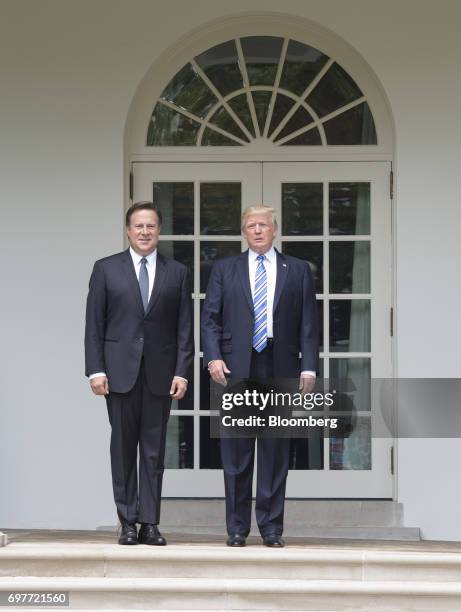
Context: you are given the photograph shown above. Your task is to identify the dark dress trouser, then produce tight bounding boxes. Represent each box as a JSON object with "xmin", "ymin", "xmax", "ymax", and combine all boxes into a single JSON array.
[
  {"xmin": 220, "ymin": 345, "xmax": 291, "ymax": 537},
  {"xmin": 105, "ymin": 360, "xmax": 171, "ymax": 524}
]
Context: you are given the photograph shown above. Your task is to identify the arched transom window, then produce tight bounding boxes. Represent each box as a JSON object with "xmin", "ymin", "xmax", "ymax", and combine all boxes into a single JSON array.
[{"xmin": 148, "ymin": 37, "xmax": 377, "ymax": 147}]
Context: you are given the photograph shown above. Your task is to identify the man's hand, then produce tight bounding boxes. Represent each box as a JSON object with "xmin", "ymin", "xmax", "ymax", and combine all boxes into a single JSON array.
[
  {"xmin": 299, "ymin": 374, "xmax": 316, "ymax": 395},
  {"xmin": 170, "ymin": 377, "xmax": 188, "ymax": 400},
  {"xmin": 208, "ymin": 360, "xmax": 231, "ymax": 386},
  {"xmin": 90, "ymin": 376, "xmax": 109, "ymax": 395}
]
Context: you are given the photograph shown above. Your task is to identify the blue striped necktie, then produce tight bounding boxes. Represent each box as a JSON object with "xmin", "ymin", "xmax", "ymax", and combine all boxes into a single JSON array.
[{"xmin": 252, "ymin": 254, "xmax": 268, "ymax": 352}]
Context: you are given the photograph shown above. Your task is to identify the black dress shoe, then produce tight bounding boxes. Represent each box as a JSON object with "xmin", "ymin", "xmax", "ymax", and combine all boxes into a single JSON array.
[
  {"xmin": 226, "ymin": 534, "xmax": 246, "ymax": 547},
  {"xmin": 262, "ymin": 533, "xmax": 285, "ymax": 547},
  {"xmin": 138, "ymin": 523, "xmax": 167, "ymax": 546},
  {"xmin": 117, "ymin": 515, "xmax": 138, "ymax": 545}
]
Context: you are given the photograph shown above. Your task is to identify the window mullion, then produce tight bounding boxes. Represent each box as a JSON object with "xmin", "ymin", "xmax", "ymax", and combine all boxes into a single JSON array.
[
  {"xmin": 191, "ymin": 59, "xmax": 254, "ymax": 142},
  {"xmin": 319, "ymin": 96, "xmax": 367, "ymax": 126},
  {"xmin": 263, "ymin": 37, "xmax": 289, "ymax": 138},
  {"xmin": 270, "ymin": 58, "xmax": 334, "ymax": 142},
  {"xmin": 235, "ymin": 38, "xmax": 260, "ymax": 138}
]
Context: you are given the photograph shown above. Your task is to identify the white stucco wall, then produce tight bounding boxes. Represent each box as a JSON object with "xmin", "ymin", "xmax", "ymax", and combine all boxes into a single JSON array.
[{"xmin": 1, "ymin": 0, "xmax": 460, "ymax": 538}]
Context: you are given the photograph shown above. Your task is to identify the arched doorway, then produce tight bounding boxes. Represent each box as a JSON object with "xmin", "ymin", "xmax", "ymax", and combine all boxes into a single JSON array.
[{"xmin": 125, "ymin": 14, "xmax": 395, "ymax": 499}]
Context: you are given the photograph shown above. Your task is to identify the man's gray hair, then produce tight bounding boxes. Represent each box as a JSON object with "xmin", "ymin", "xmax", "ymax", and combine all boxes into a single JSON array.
[{"xmin": 241, "ymin": 205, "xmax": 278, "ymax": 229}]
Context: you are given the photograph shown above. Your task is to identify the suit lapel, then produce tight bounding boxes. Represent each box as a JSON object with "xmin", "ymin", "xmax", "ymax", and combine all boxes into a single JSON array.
[
  {"xmin": 121, "ymin": 249, "xmax": 144, "ymax": 315},
  {"xmin": 237, "ymin": 251, "xmax": 253, "ymax": 313},
  {"xmin": 145, "ymin": 251, "xmax": 167, "ymax": 316},
  {"xmin": 273, "ymin": 249, "xmax": 288, "ymax": 314}
]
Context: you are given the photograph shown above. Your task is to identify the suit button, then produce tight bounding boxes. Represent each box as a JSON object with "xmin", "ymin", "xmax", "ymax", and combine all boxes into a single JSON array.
[{"xmin": 138, "ymin": 337, "xmax": 144, "ymax": 343}]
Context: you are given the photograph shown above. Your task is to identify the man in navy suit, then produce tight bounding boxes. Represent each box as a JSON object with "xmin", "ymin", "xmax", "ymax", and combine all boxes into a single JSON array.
[
  {"xmin": 202, "ymin": 205, "xmax": 319, "ymax": 547},
  {"xmin": 85, "ymin": 202, "xmax": 193, "ymax": 546}
]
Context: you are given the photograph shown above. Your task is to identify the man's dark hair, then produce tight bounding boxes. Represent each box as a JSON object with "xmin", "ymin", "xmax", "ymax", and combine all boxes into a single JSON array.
[{"xmin": 125, "ymin": 201, "xmax": 162, "ymax": 227}]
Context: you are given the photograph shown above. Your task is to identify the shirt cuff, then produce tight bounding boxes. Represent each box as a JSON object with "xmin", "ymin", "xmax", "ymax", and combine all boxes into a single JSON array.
[
  {"xmin": 301, "ymin": 370, "xmax": 316, "ymax": 378},
  {"xmin": 174, "ymin": 376, "xmax": 188, "ymax": 384},
  {"xmin": 89, "ymin": 372, "xmax": 106, "ymax": 380}
]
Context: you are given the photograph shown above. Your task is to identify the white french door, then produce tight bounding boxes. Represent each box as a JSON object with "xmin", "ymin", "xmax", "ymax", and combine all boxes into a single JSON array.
[
  {"xmin": 133, "ymin": 162, "xmax": 262, "ymax": 495},
  {"xmin": 264, "ymin": 162, "xmax": 393, "ymax": 497},
  {"xmin": 132, "ymin": 161, "xmax": 393, "ymax": 498}
]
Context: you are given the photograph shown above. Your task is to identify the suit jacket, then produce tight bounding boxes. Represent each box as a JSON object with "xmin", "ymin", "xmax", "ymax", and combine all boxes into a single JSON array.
[
  {"xmin": 85, "ymin": 249, "xmax": 193, "ymax": 395},
  {"xmin": 201, "ymin": 249, "xmax": 319, "ymax": 379}
]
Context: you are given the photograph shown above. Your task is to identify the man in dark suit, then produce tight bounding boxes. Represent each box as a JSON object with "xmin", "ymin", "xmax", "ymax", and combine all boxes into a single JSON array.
[
  {"xmin": 85, "ymin": 201, "xmax": 193, "ymax": 546},
  {"xmin": 202, "ymin": 205, "xmax": 318, "ymax": 547}
]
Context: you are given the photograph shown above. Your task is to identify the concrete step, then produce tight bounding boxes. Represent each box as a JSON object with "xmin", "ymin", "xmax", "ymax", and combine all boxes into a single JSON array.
[
  {"xmin": 2, "ymin": 544, "xmax": 461, "ymax": 581},
  {"xmin": 2, "ymin": 575, "xmax": 461, "ymax": 610},
  {"xmin": 129, "ymin": 498, "xmax": 407, "ymax": 527},
  {"xmin": 162, "ymin": 526, "xmax": 420, "ymax": 540},
  {"xmin": 99, "ymin": 500, "xmax": 420, "ymax": 540}
]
